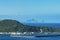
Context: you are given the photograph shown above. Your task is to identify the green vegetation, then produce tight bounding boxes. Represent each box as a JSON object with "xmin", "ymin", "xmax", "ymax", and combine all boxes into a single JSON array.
[{"xmin": 0, "ymin": 19, "xmax": 60, "ymax": 33}]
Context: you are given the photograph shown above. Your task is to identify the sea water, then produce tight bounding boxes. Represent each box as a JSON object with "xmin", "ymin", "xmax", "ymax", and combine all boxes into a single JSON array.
[
  {"xmin": 0, "ymin": 34, "xmax": 60, "ymax": 40},
  {"xmin": 25, "ymin": 23, "xmax": 60, "ymax": 27}
]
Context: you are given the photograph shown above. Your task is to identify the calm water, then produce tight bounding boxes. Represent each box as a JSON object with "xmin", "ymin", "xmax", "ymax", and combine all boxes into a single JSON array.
[
  {"xmin": 0, "ymin": 36, "xmax": 60, "ymax": 40},
  {"xmin": 0, "ymin": 34, "xmax": 60, "ymax": 40},
  {"xmin": 25, "ymin": 23, "xmax": 60, "ymax": 27}
]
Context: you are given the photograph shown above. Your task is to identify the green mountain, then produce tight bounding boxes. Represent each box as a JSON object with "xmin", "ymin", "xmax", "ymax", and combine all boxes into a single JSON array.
[{"xmin": 0, "ymin": 19, "xmax": 60, "ymax": 33}]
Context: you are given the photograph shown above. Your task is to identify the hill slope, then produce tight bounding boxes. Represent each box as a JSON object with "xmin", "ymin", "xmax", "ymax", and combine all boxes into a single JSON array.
[{"xmin": 0, "ymin": 19, "xmax": 60, "ymax": 33}]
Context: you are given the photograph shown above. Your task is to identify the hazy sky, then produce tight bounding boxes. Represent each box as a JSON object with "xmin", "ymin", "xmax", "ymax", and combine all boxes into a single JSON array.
[{"xmin": 0, "ymin": 0, "xmax": 60, "ymax": 23}]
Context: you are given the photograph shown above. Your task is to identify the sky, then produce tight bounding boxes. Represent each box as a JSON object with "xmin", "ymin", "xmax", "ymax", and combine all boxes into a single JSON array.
[{"xmin": 0, "ymin": 0, "xmax": 60, "ymax": 23}]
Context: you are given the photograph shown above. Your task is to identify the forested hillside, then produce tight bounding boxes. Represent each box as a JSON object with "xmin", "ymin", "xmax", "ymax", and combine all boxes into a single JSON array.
[{"xmin": 0, "ymin": 19, "xmax": 60, "ymax": 33}]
